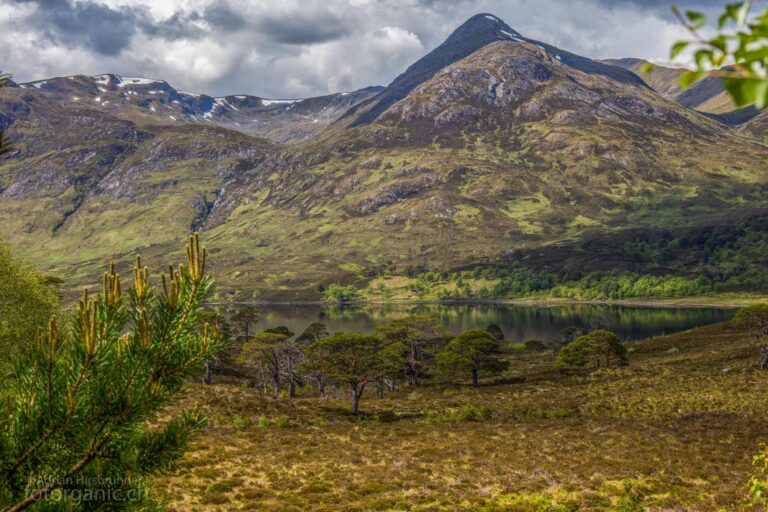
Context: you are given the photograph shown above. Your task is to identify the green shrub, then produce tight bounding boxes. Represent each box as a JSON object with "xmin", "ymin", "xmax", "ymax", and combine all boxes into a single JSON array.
[
  {"xmin": 370, "ymin": 410, "xmax": 398, "ymax": 422},
  {"xmin": 524, "ymin": 339, "xmax": 547, "ymax": 352},
  {"xmin": 230, "ymin": 416, "xmax": 252, "ymax": 430},
  {"xmin": 200, "ymin": 492, "xmax": 230, "ymax": 505},
  {"xmin": 749, "ymin": 443, "xmax": 768, "ymax": 510},
  {"xmin": 477, "ymin": 493, "xmax": 568, "ymax": 512},
  {"xmin": 323, "ymin": 283, "xmax": 361, "ymax": 303},
  {"xmin": 453, "ymin": 405, "xmax": 492, "ymax": 422},
  {"xmin": 206, "ymin": 478, "xmax": 243, "ymax": 493},
  {"xmin": 616, "ymin": 483, "xmax": 645, "ymax": 512}
]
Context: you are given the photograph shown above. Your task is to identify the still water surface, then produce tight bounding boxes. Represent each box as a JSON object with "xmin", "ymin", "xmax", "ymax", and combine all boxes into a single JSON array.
[{"xmin": 224, "ymin": 303, "xmax": 734, "ymax": 342}]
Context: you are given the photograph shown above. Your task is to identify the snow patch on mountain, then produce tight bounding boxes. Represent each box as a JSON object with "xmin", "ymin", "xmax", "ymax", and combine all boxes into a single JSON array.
[
  {"xmin": 500, "ymin": 30, "xmax": 523, "ymax": 42},
  {"xmin": 116, "ymin": 76, "xmax": 163, "ymax": 87},
  {"xmin": 262, "ymin": 99, "xmax": 299, "ymax": 106},
  {"xmin": 215, "ymin": 97, "xmax": 240, "ymax": 111}
]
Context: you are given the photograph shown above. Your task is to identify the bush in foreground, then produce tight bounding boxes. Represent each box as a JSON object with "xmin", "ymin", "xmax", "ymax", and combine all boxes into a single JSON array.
[{"xmin": 0, "ymin": 234, "xmax": 222, "ymax": 511}]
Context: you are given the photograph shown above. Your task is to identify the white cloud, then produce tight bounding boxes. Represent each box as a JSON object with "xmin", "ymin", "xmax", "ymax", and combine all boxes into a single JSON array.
[{"xmin": 0, "ymin": 0, "xmax": 720, "ymax": 97}]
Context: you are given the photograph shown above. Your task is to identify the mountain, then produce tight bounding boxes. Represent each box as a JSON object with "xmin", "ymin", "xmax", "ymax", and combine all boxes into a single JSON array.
[
  {"xmin": 603, "ymin": 58, "xmax": 759, "ymax": 124},
  {"xmin": 602, "ymin": 58, "xmax": 685, "ymax": 98},
  {"xmin": 2, "ymin": 13, "xmax": 768, "ymax": 300},
  {"xmin": 0, "ymin": 85, "xmax": 273, "ymax": 289},
  {"xmin": 14, "ymin": 74, "xmax": 383, "ymax": 143},
  {"xmin": 744, "ymin": 109, "xmax": 768, "ymax": 138},
  {"xmin": 348, "ymin": 14, "xmax": 645, "ymax": 126}
]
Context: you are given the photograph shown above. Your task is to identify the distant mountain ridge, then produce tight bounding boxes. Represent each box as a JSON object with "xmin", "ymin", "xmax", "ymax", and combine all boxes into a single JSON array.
[{"xmin": 14, "ymin": 73, "xmax": 383, "ymax": 143}]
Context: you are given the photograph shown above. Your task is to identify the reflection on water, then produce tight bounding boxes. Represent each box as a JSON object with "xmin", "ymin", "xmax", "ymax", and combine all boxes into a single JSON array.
[{"xmin": 217, "ymin": 303, "xmax": 735, "ymax": 342}]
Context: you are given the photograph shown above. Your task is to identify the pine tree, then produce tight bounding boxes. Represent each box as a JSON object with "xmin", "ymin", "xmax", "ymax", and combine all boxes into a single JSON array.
[
  {"xmin": 0, "ymin": 234, "xmax": 223, "ymax": 511},
  {"xmin": 375, "ymin": 315, "xmax": 445, "ymax": 386},
  {"xmin": 238, "ymin": 331, "xmax": 288, "ymax": 397},
  {"xmin": 436, "ymin": 329, "xmax": 508, "ymax": 386},
  {"xmin": 555, "ymin": 329, "xmax": 628, "ymax": 371},
  {"xmin": 303, "ymin": 333, "xmax": 404, "ymax": 414}
]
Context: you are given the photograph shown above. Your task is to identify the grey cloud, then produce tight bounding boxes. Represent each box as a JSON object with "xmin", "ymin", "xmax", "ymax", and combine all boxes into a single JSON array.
[
  {"xmin": 16, "ymin": 0, "xmax": 69, "ymax": 8},
  {"xmin": 139, "ymin": 11, "xmax": 206, "ymax": 41},
  {"xmin": 255, "ymin": 10, "xmax": 352, "ymax": 45},
  {"xmin": 18, "ymin": 0, "xmax": 139, "ymax": 56},
  {"xmin": 16, "ymin": 0, "xmax": 222, "ymax": 54},
  {"xmin": 141, "ymin": 2, "xmax": 248, "ymax": 40},
  {"xmin": 202, "ymin": 2, "xmax": 249, "ymax": 31}
]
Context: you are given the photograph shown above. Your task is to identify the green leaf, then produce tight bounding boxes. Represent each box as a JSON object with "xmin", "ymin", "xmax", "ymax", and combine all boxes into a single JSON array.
[
  {"xmin": 639, "ymin": 62, "xmax": 655, "ymax": 74},
  {"xmin": 723, "ymin": 77, "xmax": 768, "ymax": 107},
  {"xmin": 719, "ymin": 2, "xmax": 748, "ymax": 28},
  {"xmin": 735, "ymin": 0, "xmax": 752, "ymax": 26},
  {"xmin": 741, "ymin": 45, "xmax": 768, "ymax": 63},
  {"xmin": 685, "ymin": 10, "xmax": 707, "ymax": 29},
  {"xmin": 678, "ymin": 70, "xmax": 708, "ymax": 89},
  {"xmin": 718, "ymin": 11, "xmax": 732, "ymax": 29},
  {"xmin": 671, "ymin": 41, "xmax": 690, "ymax": 60},
  {"xmin": 694, "ymin": 49, "xmax": 714, "ymax": 69},
  {"xmin": 708, "ymin": 35, "xmax": 728, "ymax": 52}
]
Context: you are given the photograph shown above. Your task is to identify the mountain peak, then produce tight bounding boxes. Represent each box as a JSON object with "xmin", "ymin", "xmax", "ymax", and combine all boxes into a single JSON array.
[
  {"xmin": 347, "ymin": 13, "xmax": 644, "ymax": 126},
  {"xmin": 346, "ymin": 13, "xmax": 523, "ymax": 126},
  {"xmin": 460, "ymin": 13, "xmax": 522, "ymax": 38}
]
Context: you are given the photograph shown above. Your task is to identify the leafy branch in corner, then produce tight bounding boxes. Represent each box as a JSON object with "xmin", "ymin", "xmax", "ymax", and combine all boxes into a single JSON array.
[{"xmin": 647, "ymin": 1, "xmax": 768, "ymax": 108}]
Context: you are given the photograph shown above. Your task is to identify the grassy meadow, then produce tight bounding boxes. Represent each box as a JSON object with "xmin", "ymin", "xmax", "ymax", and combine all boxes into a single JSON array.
[{"xmin": 153, "ymin": 320, "xmax": 768, "ymax": 511}]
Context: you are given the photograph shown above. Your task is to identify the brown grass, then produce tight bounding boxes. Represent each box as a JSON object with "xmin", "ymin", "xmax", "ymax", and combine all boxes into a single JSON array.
[{"xmin": 153, "ymin": 321, "xmax": 768, "ymax": 511}]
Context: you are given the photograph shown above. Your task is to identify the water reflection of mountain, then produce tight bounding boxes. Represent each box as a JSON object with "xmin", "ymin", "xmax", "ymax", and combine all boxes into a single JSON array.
[{"xmin": 220, "ymin": 304, "xmax": 734, "ymax": 343}]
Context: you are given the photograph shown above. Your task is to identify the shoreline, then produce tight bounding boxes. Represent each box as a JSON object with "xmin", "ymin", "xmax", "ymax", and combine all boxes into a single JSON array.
[{"xmin": 205, "ymin": 295, "xmax": 760, "ymax": 309}]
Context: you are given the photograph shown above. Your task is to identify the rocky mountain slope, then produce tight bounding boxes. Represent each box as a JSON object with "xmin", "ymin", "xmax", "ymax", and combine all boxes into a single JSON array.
[
  {"xmin": 2, "ymin": 13, "xmax": 768, "ymax": 300},
  {"xmin": 14, "ymin": 74, "xmax": 382, "ymax": 143},
  {"xmin": 348, "ymin": 14, "xmax": 644, "ymax": 127},
  {"xmin": 0, "ymin": 85, "xmax": 273, "ymax": 288}
]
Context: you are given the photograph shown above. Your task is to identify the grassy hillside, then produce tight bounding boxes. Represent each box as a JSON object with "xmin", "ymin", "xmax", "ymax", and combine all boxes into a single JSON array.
[
  {"xmin": 3, "ymin": 22, "xmax": 768, "ymax": 301},
  {"xmin": 196, "ymin": 41, "xmax": 768, "ymax": 300},
  {"xmin": 154, "ymin": 320, "xmax": 768, "ymax": 511}
]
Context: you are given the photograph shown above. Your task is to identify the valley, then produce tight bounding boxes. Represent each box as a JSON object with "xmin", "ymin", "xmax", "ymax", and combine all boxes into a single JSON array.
[{"xmin": 4, "ymin": 5, "xmax": 768, "ymax": 511}]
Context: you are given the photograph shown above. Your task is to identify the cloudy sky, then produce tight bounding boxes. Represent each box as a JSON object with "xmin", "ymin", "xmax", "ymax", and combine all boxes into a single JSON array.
[{"xmin": 0, "ymin": 0, "xmax": 732, "ymax": 98}]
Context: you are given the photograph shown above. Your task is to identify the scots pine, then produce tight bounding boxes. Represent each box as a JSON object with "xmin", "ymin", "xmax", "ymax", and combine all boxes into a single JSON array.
[{"xmin": 0, "ymin": 234, "xmax": 223, "ymax": 511}]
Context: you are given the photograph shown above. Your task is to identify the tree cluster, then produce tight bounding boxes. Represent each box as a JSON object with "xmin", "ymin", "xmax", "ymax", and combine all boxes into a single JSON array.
[
  {"xmin": 235, "ymin": 316, "xmax": 633, "ymax": 413},
  {"xmin": 236, "ymin": 317, "xmax": 516, "ymax": 414}
]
